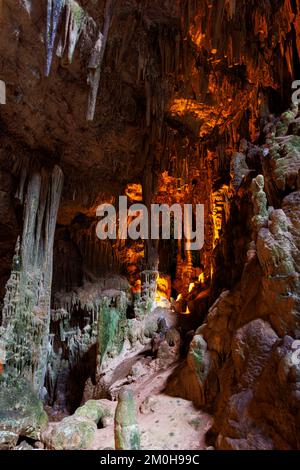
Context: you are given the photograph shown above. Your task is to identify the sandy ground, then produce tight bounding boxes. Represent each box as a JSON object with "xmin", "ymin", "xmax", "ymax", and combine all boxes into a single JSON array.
[
  {"xmin": 91, "ymin": 363, "xmax": 212, "ymax": 450},
  {"xmin": 46, "ymin": 306, "xmax": 212, "ymax": 450}
]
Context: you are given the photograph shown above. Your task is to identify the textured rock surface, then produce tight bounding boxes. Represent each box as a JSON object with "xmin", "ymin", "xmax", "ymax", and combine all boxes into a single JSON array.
[
  {"xmin": 74, "ymin": 399, "xmax": 113, "ymax": 426},
  {"xmin": 114, "ymin": 389, "xmax": 140, "ymax": 450},
  {"xmin": 42, "ymin": 415, "xmax": 97, "ymax": 450},
  {"xmin": 167, "ymin": 105, "xmax": 300, "ymax": 449},
  {"xmin": 0, "ymin": 378, "xmax": 48, "ymax": 449}
]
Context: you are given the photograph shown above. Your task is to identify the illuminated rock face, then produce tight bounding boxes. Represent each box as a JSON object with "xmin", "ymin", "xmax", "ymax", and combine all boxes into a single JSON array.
[
  {"xmin": 167, "ymin": 107, "xmax": 300, "ymax": 449},
  {"xmin": 0, "ymin": 0, "xmax": 300, "ymax": 450}
]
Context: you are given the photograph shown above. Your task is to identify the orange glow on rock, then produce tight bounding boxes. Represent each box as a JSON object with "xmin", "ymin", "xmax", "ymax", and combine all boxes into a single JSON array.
[
  {"xmin": 155, "ymin": 275, "xmax": 170, "ymax": 302},
  {"xmin": 125, "ymin": 183, "xmax": 143, "ymax": 202},
  {"xmin": 184, "ymin": 306, "xmax": 191, "ymax": 315},
  {"xmin": 188, "ymin": 282, "xmax": 195, "ymax": 293}
]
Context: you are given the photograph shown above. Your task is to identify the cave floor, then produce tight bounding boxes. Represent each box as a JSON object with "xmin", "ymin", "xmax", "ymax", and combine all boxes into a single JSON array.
[
  {"xmin": 48, "ymin": 361, "xmax": 212, "ymax": 450},
  {"xmin": 94, "ymin": 363, "xmax": 211, "ymax": 450}
]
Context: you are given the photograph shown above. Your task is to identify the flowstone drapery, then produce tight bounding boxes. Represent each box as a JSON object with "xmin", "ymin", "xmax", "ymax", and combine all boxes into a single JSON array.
[
  {"xmin": 97, "ymin": 291, "xmax": 128, "ymax": 369},
  {"xmin": 1, "ymin": 166, "xmax": 64, "ymax": 396}
]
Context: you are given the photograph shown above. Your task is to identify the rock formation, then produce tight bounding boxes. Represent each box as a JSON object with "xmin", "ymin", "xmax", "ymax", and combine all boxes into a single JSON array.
[
  {"xmin": 0, "ymin": 0, "xmax": 300, "ymax": 452},
  {"xmin": 114, "ymin": 389, "xmax": 140, "ymax": 450}
]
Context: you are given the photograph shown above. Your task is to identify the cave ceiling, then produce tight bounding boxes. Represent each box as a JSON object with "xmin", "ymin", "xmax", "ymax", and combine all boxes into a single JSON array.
[{"xmin": 0, "ymin": 0, "xmax": 299, "ymax": 224}]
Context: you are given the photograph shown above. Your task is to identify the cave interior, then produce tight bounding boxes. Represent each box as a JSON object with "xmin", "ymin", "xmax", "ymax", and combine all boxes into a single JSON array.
[{"xmin": 0, "ymin": 0, "xmax": 300, "ymax": 451}]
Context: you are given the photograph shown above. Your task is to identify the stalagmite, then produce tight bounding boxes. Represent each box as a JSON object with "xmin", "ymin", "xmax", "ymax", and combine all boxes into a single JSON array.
[
  {"xmin": 97, "ymin": 292, "xmax": 128, "ymax": 369},
  {"xmin": 251, "ymin": 175, "xmax": 269, "ymax": 238},
  {"xmin": 114, "ymin": 389, "xmax": 140, "ymax": 450}
]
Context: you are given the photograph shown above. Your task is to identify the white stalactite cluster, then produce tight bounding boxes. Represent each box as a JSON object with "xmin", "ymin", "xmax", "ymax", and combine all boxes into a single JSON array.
[{"xmin": 45, "ymin": 0, "xmax": 116, "ymax": 121}]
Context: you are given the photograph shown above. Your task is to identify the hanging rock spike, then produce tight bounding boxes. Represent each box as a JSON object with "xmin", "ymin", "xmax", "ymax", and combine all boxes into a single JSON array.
[
  {"xmin": 56, "ymin": 0, "xmax": 87, "ymax": 64},
  {"xmin": 86, "ymin": 0, "xmax": 116, "ymax": 121},
  {"xmin": 46, "ymin": 0, "xmax": 65, "ymax": 76}
]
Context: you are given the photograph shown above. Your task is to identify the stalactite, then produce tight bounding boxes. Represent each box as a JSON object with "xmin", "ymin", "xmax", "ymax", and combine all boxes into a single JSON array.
[
  {"xmin": 56, "ymin": 0, "xmax": 86, "ymax": 64},
  {"xmin": 86, "ymin": 0, "xmax": 116, "ymax": 121},
  {"xmin": 225, "ymin": 0, "xmax": 236, "ymax": 19},
  {"xmin": 15, "ymin": 167, "xmax": 27, "ymax": 203},
  {"xmin": 116, "ymin": 15, "xmax": 137, "ymax": 69},
  {"xmin": 45, "ymin": 0, "xmax": 65, "ymax": 76}
]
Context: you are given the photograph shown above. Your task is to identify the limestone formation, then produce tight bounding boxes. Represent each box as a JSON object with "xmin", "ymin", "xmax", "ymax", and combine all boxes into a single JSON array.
[
  {"xmin": 0, "ymin": 377, "xmax": 48, "ymax": 449},
  {"xmin": 41, "ymin": 415, "xmax": 97, "ymax": 450},
  {"xmin": 230, "ymin": 152, "xmax": 250, "ymax": 191},
  {"xmin": 114, "ymin": 389, "xmax": 140, "ymax": 450},
  {"xmin": 97, "ymin": 291, "xmax": 128, "ymax": 369},
  {"xmin": 251, "ymin": 175, "xmax": 269, "ymax": 237},
  {"xmin": 86, "ymin": 0, "xmax": 116, "ymax": 121},
  {"xmin": 1, "ymin": 166, "xmax": 64, "ymax": 395},
  {"xmin": 46, "ymin": 0, "xmax": 65, "ymax": 76},
  {"xmin": 56, "ymin": 0, "xmax": 87, "ymax": 65},
  {"xmin": 74, "ymin": 399, "xmax": 113, "ymax": 427}
]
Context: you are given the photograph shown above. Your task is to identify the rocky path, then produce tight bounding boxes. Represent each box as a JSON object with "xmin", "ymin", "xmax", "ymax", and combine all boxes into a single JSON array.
[
  {"xmin": 91, "ymin": 361, "xmax": 212, "ymax": 450},
  {"xmin": 41, "ymin": 306, "xmax": 212, "ymax": 451}
]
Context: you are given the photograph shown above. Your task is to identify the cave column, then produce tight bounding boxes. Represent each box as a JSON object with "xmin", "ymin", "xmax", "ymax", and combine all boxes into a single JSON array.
[
  {"xmin": 141, "ymin": 158, "xmax": 159, "ymax": 306},
  {"xmin": 1, "ymin": 165, "xmax": 64, "ymax": 396}
]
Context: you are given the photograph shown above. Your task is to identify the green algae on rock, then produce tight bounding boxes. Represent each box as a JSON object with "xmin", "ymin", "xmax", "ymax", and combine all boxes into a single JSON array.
[
  {"xmin": 74, "ymin": 399, "xmax": 112, "ymax": 426},
  {"xmin": 97, "ymin": 291, "xmax": 128, "ymax": 369},
  {"xmin": 0, "ymin": 377, "xmax": 48, "ymax": 449},
  {"xmin": 114, "ymin": 389, "xmax": 140, "ymax": 450},
  {"xmin": 42, "ymin": 415, "xmax": 96, "ymax": 450}
]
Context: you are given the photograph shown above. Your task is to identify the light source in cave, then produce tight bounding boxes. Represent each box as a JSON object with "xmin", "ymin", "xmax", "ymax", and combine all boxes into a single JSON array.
[
  {"xmin": 125, "ymin": 183, "xmax": 143, "ymax": 202},
  {"xmin": 184, "ymin": 306, "xmax": 191, "ymax": 316},
  {"xmin": 155, "ymin": 275, "xmax": 170, "ymax": 306},
  {"xmin": 188, "ymin": 282, "xmax": 195, "ymax": 293}
]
